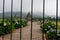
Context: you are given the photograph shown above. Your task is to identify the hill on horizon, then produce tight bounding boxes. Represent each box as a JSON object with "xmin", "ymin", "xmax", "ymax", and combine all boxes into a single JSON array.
[{"xmin": 0, "ymin": 12, "xmax": 58, "ymax": 19}]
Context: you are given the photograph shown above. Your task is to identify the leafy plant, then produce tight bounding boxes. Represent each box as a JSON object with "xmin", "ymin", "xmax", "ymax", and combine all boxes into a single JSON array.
[
  {"xmin": 47, "ymin": 28, "xmax": 56, "ymax": 39},
  {"xmin": 41, "ymin": 21, "xmax": 55, "ymax": 33},
  {"xmin": 14, "ymin": 21, "xmax": 20, "ymax": 29},
  {"xmin": 0, "ymin": 19, "xmax": 28, "ymax": 36},
  {"xmin": 14, "ymin": 19, "xmax": 28, "ymax": 28},
  {"xmin": 22, "ymin": 20, "xmax": 28, "ymax": 27},
  {"xmin": 0, "ymin": 20, "xmax": 15, "ymax": 35}
]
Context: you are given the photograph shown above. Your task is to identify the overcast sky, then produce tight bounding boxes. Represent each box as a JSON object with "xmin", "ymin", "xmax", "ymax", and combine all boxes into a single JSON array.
[{"xmin": 0, "ymin": 0, "xmax": 60, "ymax": 16}]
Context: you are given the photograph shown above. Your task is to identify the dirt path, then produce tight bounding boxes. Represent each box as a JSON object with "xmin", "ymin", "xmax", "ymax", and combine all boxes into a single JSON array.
[{"xmin": 0, "ymin": 21, "xmax": 42, "ymax": 40}]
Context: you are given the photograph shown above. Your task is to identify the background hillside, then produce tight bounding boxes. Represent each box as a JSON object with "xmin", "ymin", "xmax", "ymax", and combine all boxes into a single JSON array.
[{"xmin": 0, "ymin": 12, "xmax": 58, "ymax": 19}]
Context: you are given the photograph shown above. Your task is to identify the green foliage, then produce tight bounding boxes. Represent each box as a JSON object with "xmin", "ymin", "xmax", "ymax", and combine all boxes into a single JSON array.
[
  {"xmin": 0, "ymin": 21, "xmax": 15, "ymax": 35},
  {"xmin": 22, "ymin": 20, "xmax": 28, "ymax": 27},
  {"xmin": 0, "ymin": 19, "xmax": 28, "ymax": 36},
  {"xmin": 14, "ymin": 22, "xmax": 20, "ymax": 29},
  {"xmin": 47, "ymin": 29, "xmax": 56, "ymax": 39},
  {"xmin": 14, "ymin": 20, "xmax": 28, "ymax": 28},
  {"xmin": 40, "ymin": 21, "xmax": 58, "ymax": 39},
  {"xmin": 41, "ymin": 21, "xmax": 55, "ymax": 33}
]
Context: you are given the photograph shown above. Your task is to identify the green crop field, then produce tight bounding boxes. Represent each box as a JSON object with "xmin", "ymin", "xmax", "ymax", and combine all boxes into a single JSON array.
[{"xmin": 53, "ymin": 21, "xmax": 60, "ymax": 30}]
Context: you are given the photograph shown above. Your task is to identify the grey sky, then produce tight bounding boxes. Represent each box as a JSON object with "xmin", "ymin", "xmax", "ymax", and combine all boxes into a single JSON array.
[{"xmin": 0, "ymin": 0, "xmax": 60, "ymax": 16}]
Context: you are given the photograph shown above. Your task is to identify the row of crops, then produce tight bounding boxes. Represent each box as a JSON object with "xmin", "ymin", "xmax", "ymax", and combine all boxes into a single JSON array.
[
  {"xmin": 40, "ymin": 20, "xmax": 60, "ymax": 40},
  {"xmin": 0, "ymin": 19, "xmax": 28, "ymax": 36}
]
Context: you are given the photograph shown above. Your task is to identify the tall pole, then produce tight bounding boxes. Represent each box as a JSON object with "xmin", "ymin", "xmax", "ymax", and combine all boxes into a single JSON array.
[
  {"xmin": 56, "ymin": 0, "xmax": 58, "ymax": 40},
  {"xmin": 11, "ymin": 0, "xmax": 13, "ymax": 40},
  {"xmin": 20, "ymin": 0, "xmax": 22, "ymax": 40},
  {"xmin": 31, "ymin": 0, "xmax": 33, "ymax": 40},
  {"xmin": 2, "ymin": 0, "xmax": 5, "ymax": 40},
  {"xmin": 42, "ymin": 0, "xmax": 45, "ymax": 40}
]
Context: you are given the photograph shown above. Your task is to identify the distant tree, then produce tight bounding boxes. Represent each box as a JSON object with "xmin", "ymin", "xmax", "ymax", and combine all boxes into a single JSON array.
[
  {"xmin": 58, "ymin": 17, "xmax": 60, "ymax": 21},
  {"xmin": 52, "ymin": 17, "xmax": 56, "ymax": 21},
  {"xmin": 38, "ymin": 17, "xmax": 42, "ymax": 21},
  {"xmin": 46, "ymin": 16, "xmax": 52, "ymax": 21},
  {"xmin": 26, "ymin": 12, "xmax": 31, "ymax": 21},
  {"xmin": 14, "ymin": 13, "xmax": 17, "ymax": 18}
]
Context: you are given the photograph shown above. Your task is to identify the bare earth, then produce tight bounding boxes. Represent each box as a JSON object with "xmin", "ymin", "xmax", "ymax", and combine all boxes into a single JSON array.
[{"xmin": 0, "ymin": 21, "xmax": 43, "ymax": 40}]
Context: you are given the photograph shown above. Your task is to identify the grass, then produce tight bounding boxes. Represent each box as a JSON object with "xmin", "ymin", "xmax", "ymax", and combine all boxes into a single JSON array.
[
  {"xmin": 0, "ymin": 19, "xmax": 7, "ymax": 23},
  {"xmin": 53, "ymin": 21, "xmax": 60, "ymax": 30}
]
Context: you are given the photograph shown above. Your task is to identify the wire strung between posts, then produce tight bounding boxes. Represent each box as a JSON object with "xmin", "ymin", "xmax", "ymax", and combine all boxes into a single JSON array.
[
  {"xmin": 56, "ymin": 0, "xmax": 58, "ymax": 40},
  {"xmin": 42, "ymin": 0, "xmax": 45, "ymax": 40},
  {"xmin": 20, "ymin": 0, "xmax": 22, "ymax": 40},
  {"xmin": 2, "ymin": 0, "xmax": 5, "ymax": 40},
  {"xmin": 11, "ymin": 0, "xmax": 13, "ymax": 40},
  {"xmin": 31, "ymin": 0, "xmax": 33, "ymax": 40}
]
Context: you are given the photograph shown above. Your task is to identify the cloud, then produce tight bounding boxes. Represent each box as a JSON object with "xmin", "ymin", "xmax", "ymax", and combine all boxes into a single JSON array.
[{"xmin": 0, "ymin": 0, "xmax": 60, "ymax": 16}]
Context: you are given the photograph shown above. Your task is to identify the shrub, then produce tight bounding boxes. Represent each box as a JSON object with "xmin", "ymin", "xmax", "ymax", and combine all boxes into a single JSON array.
[
  {"xmin": 41, "ymin": 21, "xmax": 57, "ymax": 40},
  {"xmin": 14, "ymin": 20, "xmax": 28, "ymax": 28},
  {"xmin": 12, "ymin": 20, "xmax": 16, "ymax": 23},
  {"xmin": 0, "ymin": 19, "xmax": 28, "ymax": 36},
  {"xmin": 0, "ymin": 23, "xmax": 3, "ymax": 35},
  {"xmin": 41, "ymin": 21, "xmax": 55, "ymax": 33},
  {"xmin": 14, "ymin": 20, "xmax": 23, "ymax": 28},
  {"xmin": 14, "ymin": 21, "xmax": 20, "ymax": 29},
  {"xmin": 22, "ymin": 20, "xmax": 28, "ymax": 27},
  {"xmin": 47, "ymin": 28, "xmax": 56, "ymax": 39},
  {"xmin": 0, "ymin": 21, "xmax": 15, "ymax": 35}
]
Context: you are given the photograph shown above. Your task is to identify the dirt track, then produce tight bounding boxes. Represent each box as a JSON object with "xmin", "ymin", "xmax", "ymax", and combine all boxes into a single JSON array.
[{"xmin": 0, "ymin": 21, "xmax": 43, "ymax": 40}]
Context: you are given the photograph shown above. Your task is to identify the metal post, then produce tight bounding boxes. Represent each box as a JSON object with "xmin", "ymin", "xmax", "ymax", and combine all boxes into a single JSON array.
[
  {"xmin": 11, "ymin": 0, "xmax": 13, "ymax": 40},
  {"xmin": 56, "ymin": 0, "xmax": 58, "ymax": 40},
  {"xmin": 42, "ymin": 0, "xmax": 45, "ymax": 40},
  {"xmin": 2, "ymin": 0, "xmax": 5, "ymax": 40},
  {"xmin": 20, "ymin": 0, "xmax": 22, "ymax": 40},
  {"xmin": 31, "ymin": 0, "xmax": 33, "ymax": 40}
]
